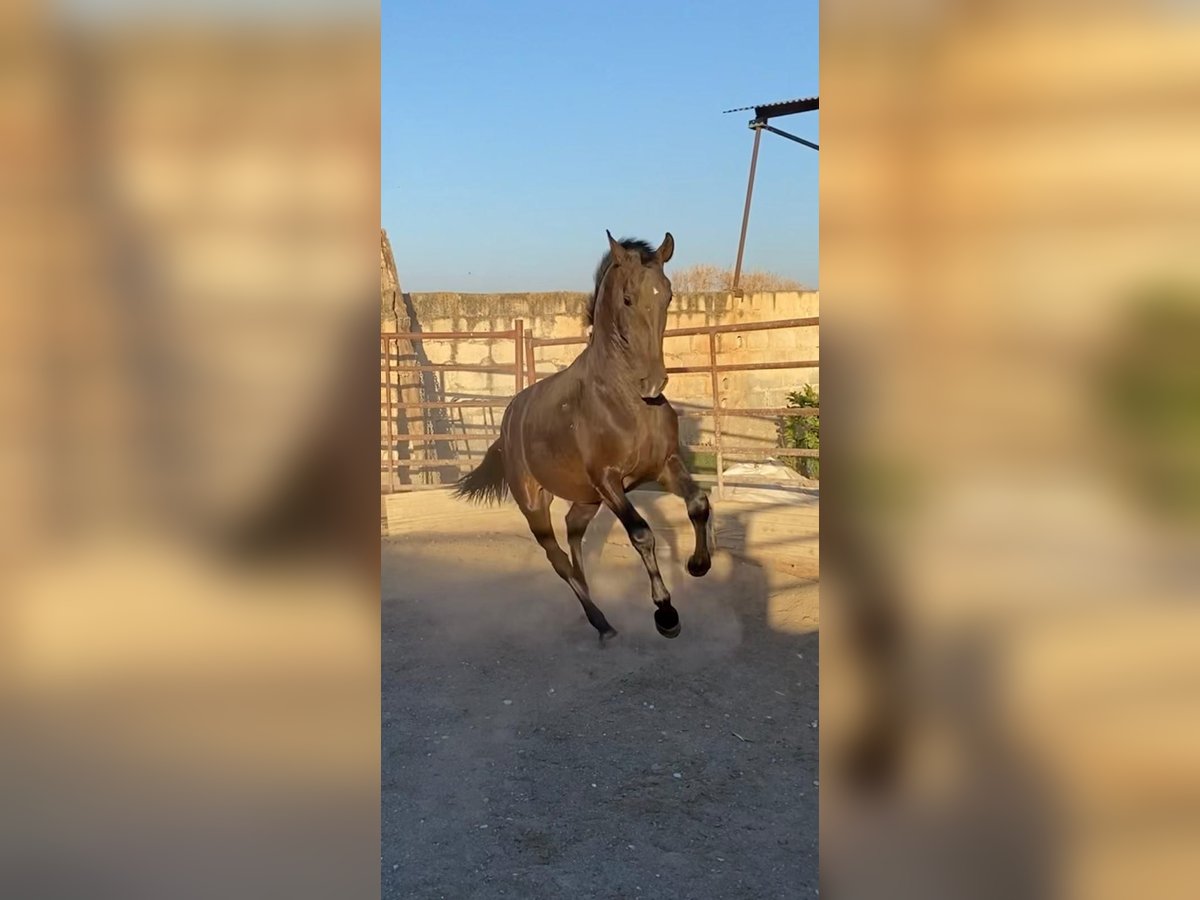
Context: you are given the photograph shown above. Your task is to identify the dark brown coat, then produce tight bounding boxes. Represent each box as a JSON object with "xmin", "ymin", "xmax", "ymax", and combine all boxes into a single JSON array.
[{"xmin": 454, "ymin": 232, "xmax": 713, "ymax": 640}]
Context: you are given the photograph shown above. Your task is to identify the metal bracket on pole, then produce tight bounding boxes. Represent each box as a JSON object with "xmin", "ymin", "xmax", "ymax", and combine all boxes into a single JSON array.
[
  {"xmin": 760, "ymin": 123, "xmax": 818, "ymax": 151},
  {"xmin": 725, "ymin": 96, "xmax": 818, "ymax": 297}
]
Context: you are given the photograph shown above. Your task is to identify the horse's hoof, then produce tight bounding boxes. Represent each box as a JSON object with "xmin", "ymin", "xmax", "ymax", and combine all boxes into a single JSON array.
[
  {"xmin": 598, "ymin": 627, "xmax": 619, "ymax": 646},
  {"xmin": 654, "ymin": 606, "xmax": 681, "ymax": 639},
  {"xmin": 687, "ymin": 556, "xmax": 711, "ymax": 578}
]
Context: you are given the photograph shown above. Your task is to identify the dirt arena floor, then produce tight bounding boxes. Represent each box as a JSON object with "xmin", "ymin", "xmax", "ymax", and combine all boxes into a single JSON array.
[{"xmin": 382, "ymin": 489, "xmax": 819, "ymax": 899}]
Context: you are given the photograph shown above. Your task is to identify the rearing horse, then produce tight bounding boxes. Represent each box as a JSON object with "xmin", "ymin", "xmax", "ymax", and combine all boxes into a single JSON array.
[{"xmin": 454, "ymin": 231, "xmax": 714, "ymax": 642}]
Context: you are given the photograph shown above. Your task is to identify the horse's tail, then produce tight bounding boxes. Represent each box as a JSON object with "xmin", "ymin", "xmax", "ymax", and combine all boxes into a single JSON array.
[{"xmin": 452, "ymin": 438, "xmax": 509, "ymax": 505}]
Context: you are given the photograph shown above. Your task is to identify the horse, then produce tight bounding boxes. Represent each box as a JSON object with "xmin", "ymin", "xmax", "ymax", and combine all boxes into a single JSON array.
[{"xmin": 453, "ymin": 231, "xmax": 714, "ymax": 642}]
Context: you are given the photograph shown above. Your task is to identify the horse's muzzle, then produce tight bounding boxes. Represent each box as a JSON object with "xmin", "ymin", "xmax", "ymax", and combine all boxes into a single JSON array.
[{"xmin": 640, "ymin": 374, "xmax": 669, "ymax": 400}]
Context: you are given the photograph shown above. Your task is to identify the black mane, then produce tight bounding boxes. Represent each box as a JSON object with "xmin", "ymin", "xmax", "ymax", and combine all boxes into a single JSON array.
[{"xmin": 586, "ymin": 238, "xmax": 657, "ymax": 326}]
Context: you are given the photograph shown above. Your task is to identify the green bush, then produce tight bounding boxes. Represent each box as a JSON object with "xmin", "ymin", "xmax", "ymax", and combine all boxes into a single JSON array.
[
  {"xmin": 1100, "ymin": 285, "xmax": 1200, "ymax": 522},
  {"xmin": 778, "ymin": 385, "xmax": 820, "ymax": 480},
  {"xmin": 679, "ymin": 447, "xmax": 718, "ymax": 476}
]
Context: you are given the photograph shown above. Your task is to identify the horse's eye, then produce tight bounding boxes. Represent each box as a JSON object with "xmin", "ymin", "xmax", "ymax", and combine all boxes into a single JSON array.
[{"xmin": 623, "ymin": 295, "xmax": 633, "ymax": 306}]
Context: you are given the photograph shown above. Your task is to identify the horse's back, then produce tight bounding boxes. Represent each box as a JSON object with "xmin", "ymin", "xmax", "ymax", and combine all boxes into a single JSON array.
[{"xmin": 500, "ymin": 362, "xmax": 683, "ymax": 501}]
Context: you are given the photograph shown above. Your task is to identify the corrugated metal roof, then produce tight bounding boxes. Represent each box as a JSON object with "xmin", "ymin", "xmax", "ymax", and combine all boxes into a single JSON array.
[{"xmin": 722, "ymin": 96, "xmax": 819, "ymax": 116}]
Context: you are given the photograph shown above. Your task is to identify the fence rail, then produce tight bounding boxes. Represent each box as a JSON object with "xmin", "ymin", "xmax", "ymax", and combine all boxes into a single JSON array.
[{"xmin": 382, "ymin": 315, "xmax": 817, "ymax": 496}]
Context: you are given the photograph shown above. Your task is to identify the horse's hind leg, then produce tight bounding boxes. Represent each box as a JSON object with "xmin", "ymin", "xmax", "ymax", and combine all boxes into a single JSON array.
[
  {"xmin": 594, "ymin": 472, "xmax": 679, "ymax": 639},
  {"xmin": 658, "ymin": 454, "xmax": 713, "ymax": 577},
  {"xmin": 566, "ymin": 501, "xmax": 601, "ymax": 584},
  {"xmin": 518, "ymin": 490, "xmax": 617, "ymax": 641}
]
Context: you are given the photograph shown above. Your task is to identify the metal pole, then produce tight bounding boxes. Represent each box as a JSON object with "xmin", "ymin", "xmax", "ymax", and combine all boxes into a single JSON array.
[
  {"xmin": 732, "ymin": 122, "xmax": 763, "ymax": 297},
  {"xmin": 708, "ymin": 331, "xmax": 724, "ymax": 500},
  {"xmin": 383, "ymin": 335, "xmax": 397, "ymax": 493},
  {"xmin": 513, "ymin": 319, "xmax": 525, "ymax": 393}
]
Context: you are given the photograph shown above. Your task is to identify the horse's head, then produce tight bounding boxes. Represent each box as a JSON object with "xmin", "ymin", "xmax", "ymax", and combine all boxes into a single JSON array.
[{"xmin": 595, "ymin": 230, "xmax": 675, "ymax": 400}]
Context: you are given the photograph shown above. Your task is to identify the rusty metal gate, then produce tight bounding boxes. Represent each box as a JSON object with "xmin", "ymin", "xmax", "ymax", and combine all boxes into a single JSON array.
[{"xmin": 381, "ymin": 316, "xmax": 818, "ymax": 497}]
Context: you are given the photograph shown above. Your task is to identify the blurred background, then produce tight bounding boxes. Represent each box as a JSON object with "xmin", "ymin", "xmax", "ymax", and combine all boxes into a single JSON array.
[
  {"xmin": 822, "ymin": 4, "xmax": 1200, "ymax": 899},
  {"xmin": 5, "ymin": 1, "xmax": 1200, "ymax": 898},
  {"xmin": 0, "ymin": 3, "xmax": 378, "ymax": 899}
]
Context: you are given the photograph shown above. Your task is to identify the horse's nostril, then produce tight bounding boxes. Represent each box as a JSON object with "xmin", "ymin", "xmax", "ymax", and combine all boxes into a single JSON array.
[{"xmin": 641, "ymin": 379, "xmax": 665, "ymax": 399}]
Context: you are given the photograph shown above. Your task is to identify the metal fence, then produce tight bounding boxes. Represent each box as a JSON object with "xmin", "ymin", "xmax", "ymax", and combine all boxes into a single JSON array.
[{"xmin": 382, "ymin": 315, "xmax": 818, "ymax": 497}]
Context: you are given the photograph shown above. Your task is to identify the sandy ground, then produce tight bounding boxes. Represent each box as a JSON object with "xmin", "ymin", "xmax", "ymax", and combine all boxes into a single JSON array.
[{"xmin": 382, "ymin": 492, "xmax": 819, "ymax": 899}]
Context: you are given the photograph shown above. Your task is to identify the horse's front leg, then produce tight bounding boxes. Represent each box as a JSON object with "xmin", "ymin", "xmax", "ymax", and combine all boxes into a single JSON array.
[
  {"xmin": 594, "ymin": 469, "xmax": 679, "ymax": 639},
  {"xmin": 658, "ymin": 454, "xmax": 713, "ymax": 577}
]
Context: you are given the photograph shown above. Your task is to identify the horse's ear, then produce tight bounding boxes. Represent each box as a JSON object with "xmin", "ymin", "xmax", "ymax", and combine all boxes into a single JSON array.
[
  {"xmin": 606, "ymin": 230, "xmax": 628, "ymax": 265},
  {"xmin": 656, "ymin": 232, "xmax": 675, "ymax": 265}
]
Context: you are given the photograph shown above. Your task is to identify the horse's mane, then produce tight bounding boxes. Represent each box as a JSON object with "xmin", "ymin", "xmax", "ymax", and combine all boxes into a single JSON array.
[{"xmin": 585, "ymin": 238, "xmax": 657, "ymax": 326}]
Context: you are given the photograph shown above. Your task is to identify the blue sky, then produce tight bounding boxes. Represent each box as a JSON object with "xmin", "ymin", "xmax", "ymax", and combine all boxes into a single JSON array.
[{"xmin": 383, "ymin": 1, "xmax": 818, "ymax": 292}]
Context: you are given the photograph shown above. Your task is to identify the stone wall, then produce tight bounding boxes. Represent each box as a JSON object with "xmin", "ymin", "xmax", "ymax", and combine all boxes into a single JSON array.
[{"xmin": 381, "ymin": 290, "xmax": 819, "ymax": 479}]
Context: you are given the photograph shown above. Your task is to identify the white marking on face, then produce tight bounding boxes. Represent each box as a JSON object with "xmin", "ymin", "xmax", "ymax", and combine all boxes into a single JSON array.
[{"xmin": 652, "ymin": 287, "xmax": 660, "ymax": 296}]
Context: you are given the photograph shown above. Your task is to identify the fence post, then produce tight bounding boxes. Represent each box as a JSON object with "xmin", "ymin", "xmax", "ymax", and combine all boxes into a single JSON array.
[
  {"xmin": 708, "ymin": 330, "xmax": 724, "ymax": 500},
  {"xmin": 525, "ymin": 334, "xmax": 537, "ymax": 386},
  {"xmin": 383, "ymin": 335, "xmax": 397, "ymax": 493},
  {"xmin": 513, "ymin": 319, "xmax": 525, "ymax": 393}
]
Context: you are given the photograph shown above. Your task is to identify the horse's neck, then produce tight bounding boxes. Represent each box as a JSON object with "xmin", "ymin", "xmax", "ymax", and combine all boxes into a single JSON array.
[
  {"xmin": 579, "ymin": 332, "xmax": 639, "ymax": 399},
  {"xmin": 586, "ymin": 284, "xmax": 642, "ymax": 385},
  {"xmin": 583, "ymin": 322, "xmax": 623, "ymax": 366}
]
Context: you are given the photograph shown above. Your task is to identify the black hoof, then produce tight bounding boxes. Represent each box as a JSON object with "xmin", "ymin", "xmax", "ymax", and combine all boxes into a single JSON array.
[
  {"xmin": 598, "ymin": 627, "xmax": 619, "ymax": 646},
  {"xmin": 687, "ymin": 556, "xmax": 711, "ymax": 578},
  {"xmin": 654, "ymin": 606, "xmax": 681, "ymax": 639}
]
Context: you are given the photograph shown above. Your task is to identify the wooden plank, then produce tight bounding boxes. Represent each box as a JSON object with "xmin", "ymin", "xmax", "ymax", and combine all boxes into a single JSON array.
[
  {"xmin": 664, "ymin": 316, "xmax": 819, "ymax": 338},
  {"xmin": 525, "ymin": 316, "xmax": 819, "ymax": 347},
  {"xmin": 384, "ymin": 432, "xmax": 500, "ymax": 441},
  {"xmin": 392, "ymin": 362, "xmax": 519, "ymax": 374},
  {"xmin": 683, "ymin": 445, "xmax": 819, "ymax": 458},
  {"xmin": 385, "ymin": 400, "xmax": 512, "ymax": 410},
  {"xmin": 668, "ymin": 359, "xmax": 820, "ymax": 374},
  {"xmin": 675, "ymin": 407, "xmax": 819, "ymax": 418},
  {"xmin": 382, "ymin": 330, "xmax": 516, "ymax": 341},
  {"xmin": 381, "ymin": 460, "xmax": 472, "ymax": 471}
]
